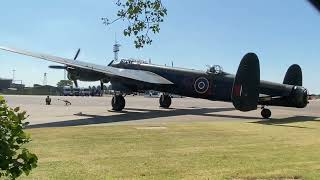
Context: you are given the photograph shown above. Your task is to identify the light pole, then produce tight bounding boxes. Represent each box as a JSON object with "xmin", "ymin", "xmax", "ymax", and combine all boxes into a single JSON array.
[
  {"xmin": 43, "ymin": 73, "xmax": 47, "ymax": 86},
  {"xmin": 12, "ymin": 69, "xmax": 16, "ymax": 81}
]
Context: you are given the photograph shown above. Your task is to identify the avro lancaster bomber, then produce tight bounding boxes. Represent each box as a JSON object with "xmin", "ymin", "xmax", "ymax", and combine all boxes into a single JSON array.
[{"xmin": 0, "ymin": 46, "xmax": 309, "ymax": 118}]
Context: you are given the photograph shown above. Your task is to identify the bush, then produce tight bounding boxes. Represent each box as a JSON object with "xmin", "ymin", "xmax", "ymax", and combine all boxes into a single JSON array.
[{"xmin": 0, "ymin": 96, "xmax": 38, "ymax": 179}]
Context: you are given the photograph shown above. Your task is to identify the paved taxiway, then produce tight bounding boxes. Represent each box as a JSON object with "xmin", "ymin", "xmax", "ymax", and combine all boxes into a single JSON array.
[{"xmin": 2, "ymin": 95, "xmax": 320, "ymax": 128}]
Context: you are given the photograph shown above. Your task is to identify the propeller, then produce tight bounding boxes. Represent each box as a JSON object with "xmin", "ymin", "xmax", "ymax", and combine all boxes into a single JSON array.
[
  {"xmin": 48, "ymin": 65, "xmax": 66, "ymax": 69},
  {"xmin": 49, "ymin": 48, "xmax": 80, "ymax": 69},
  {"xmin": 49, "ymin": 48, "xmax": 81, "ymax": 87},
  {"xmin": 107, "ymin": 60, "xmax": 114, "ymax": 66},
  {"xmin": 74, "ymin": 48, "xmax": 80, "ymax": 60},
  {"xmin": 72, "ymin": 48, "xmax": 80, "ymax": 87}
]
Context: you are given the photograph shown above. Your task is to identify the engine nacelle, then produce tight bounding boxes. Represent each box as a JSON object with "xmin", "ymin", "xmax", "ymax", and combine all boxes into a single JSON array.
[
  {"xmin": 67, "ymin": 70, "xmax": 80, "ymax": 80},
  {"xmin": 289, "ymin": 86, "xmax": 309, "ymax": 108}
]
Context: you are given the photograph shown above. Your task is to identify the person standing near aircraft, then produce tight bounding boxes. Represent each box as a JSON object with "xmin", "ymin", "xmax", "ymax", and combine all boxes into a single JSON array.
[{"xmin": 45, "ymin": 96, "xmax": 51, "ymax": 105}]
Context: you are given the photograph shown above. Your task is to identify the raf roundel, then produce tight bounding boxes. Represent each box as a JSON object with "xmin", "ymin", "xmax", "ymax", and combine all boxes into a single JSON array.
[{"xmin": 194, "ymin": 77, "xmax": 210, "ymax": 94}]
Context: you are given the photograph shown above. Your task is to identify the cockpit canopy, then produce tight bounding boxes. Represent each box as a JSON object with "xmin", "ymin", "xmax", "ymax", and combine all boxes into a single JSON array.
[{"xmin": 206, "ymin": 65, "xmax": 223, "ymax": 75}]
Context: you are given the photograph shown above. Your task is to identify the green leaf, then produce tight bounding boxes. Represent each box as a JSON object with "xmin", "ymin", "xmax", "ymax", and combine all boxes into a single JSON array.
[
  {"xmin": 0, "ymin": 97, "xmax": 37, "ymax": 179},
  {"xmin": 102, "ymin": 0, "xmax": 167, "ymax": 49}
]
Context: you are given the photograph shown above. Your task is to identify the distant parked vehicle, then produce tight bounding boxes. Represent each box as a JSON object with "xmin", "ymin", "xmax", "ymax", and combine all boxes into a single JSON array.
[
  {"xmin": 90, "ymin": 87, "xmax": 102, "ymax": 96},
  {"xmin": 81, "ymin": 88, "xmax": 90, "ymax": 96},
  {"xmin": 144, "ymin": 91, "xmax": 160, "ymax": 98},
  {"xmin": 63, "ymin": 86, "xmax": 73, "ymax": 96},
  {"xmin": 73, "ymin": 87, "xmax": 80, "ymax": 96},
  {"xmin": 170, "ymin": 94, "xmax": 184, "ymax": 98}
]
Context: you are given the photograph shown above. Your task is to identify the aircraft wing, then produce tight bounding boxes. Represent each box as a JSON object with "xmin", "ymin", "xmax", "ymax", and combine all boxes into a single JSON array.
[{"xmin": 0, "ymin": 46, "xmax": 173, "ymax": 85}]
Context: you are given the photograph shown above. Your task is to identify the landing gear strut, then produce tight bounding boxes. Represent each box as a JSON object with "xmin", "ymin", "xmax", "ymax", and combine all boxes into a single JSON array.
[
  {"xmin": 112, "ymin": 94, "xmax": 125, "ymax": 111},
  {"xmin": 159, "ymin": 94, "xmax": 171, "ymax": 108},
  {"xmin": 261, "ymin": 106, "xmax": 271, "ymax": 119}
]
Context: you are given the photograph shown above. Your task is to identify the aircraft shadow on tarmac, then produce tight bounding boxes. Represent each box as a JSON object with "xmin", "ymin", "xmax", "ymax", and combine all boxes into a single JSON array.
[
  {"xmin": 26, "ymin": 107, "xmax": 320, "ymax": 129},
  {"xmin": 251, "ymin": 116, "xmax": 320, "ymax": 129}
]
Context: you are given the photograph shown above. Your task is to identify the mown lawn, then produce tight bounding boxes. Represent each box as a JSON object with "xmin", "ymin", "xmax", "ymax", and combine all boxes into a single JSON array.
[{"xmin": 21, "ymin": 119, "xmax": 320, "ymax": 179}]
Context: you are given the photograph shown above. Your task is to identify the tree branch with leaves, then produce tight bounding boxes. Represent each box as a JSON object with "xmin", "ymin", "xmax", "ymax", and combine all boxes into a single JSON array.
[
  {"xmin": 102, "ymin": 0, "xmax": 167, "ymax": 48},
  {"xmin": 0, "ymin": 96, "xmax": 38, "ymax": 179},
  {"xmin": 57, "ymin": 80, "xmax": 73, "ymax": 88}
]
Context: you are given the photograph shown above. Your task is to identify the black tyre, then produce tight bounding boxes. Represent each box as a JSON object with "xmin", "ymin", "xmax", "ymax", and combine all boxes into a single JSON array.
[
  {"xmin": 261, "ymin": 108, "xmax": 271, "ymax": 119},
  {"xmin": 119, "ymin": 95, "xmax": 125, "ymax": 110},
  {"xmin": 159, "ymin": 95, "xmax": 172, "ymax": 108},
  {"xmin": 112, "ymin": 95, "xmax": 125, "ymax": 111}
]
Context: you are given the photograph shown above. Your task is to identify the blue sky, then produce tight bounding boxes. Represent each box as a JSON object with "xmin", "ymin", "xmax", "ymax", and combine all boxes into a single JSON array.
[{"xmin": 1, "ymin": 0, "xmax": 319, "ymax": 93}]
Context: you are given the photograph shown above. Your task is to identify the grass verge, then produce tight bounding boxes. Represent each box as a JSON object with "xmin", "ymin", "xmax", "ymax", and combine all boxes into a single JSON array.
[{"xmin": 21, "ymin": 120, "xmax": 320, "ymax": 179}]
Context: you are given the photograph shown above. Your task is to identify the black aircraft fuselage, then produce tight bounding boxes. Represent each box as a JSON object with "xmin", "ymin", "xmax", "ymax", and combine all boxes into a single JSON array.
[{"xmin": 108, "ymin": 60, "xmax": 308, "ymax": 110}]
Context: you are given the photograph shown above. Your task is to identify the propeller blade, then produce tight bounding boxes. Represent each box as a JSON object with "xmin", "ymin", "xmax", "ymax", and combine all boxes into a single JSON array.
[
  {"xmin": 74, "ymin": 48, "xmax": 81, "ymax": 60},
  {"xmin": 309, "ymin": 0, "xmax": 320, "ymax": 12},
  {"xmin": 107, "ymin": 60, "xmax": 114, "ymax": 66},
  {"xmin": 48, "ymin": 65, "xmax": 67, "ymax": 69},
  {"xmin": 74, "ymin": 80, "xmax": 78, "ymax": 88}
]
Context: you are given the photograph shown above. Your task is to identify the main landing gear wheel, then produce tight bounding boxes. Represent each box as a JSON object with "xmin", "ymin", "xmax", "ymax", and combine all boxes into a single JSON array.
[
  {"xmin": 159, "ymin": 94, "xmax": 172, "ymax": 108},
  {"xmin": 112, "ymin": 95, "xmax": 125, "ymax": 111},
  {"xmin": 261, "ymin": 108, "xmax": 271, "ymax": 119}
]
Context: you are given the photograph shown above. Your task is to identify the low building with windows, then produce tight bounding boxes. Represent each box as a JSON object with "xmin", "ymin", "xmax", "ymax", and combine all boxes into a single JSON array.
[{"xmin": 0, "ymin": 78, "xmax": 12, "ymax": 90}]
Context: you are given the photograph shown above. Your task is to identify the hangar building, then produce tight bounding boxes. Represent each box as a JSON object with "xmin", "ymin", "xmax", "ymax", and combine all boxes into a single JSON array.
[{"xmin": 0, "ymin": 78, "xmax": 13, "ymax": 90}]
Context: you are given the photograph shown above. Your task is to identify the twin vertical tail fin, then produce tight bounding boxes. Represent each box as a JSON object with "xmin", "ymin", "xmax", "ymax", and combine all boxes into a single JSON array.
[
  {"xmin": 231, "ymin": 54, "xmax": 305, "ymax": 111},
  {"xmin": 283, "ymin": 64, "xmax": 302, "ymax": 86},
  {"xmin": 231, "ymin": 53, "xmax": 260, "ymax": 112}
]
